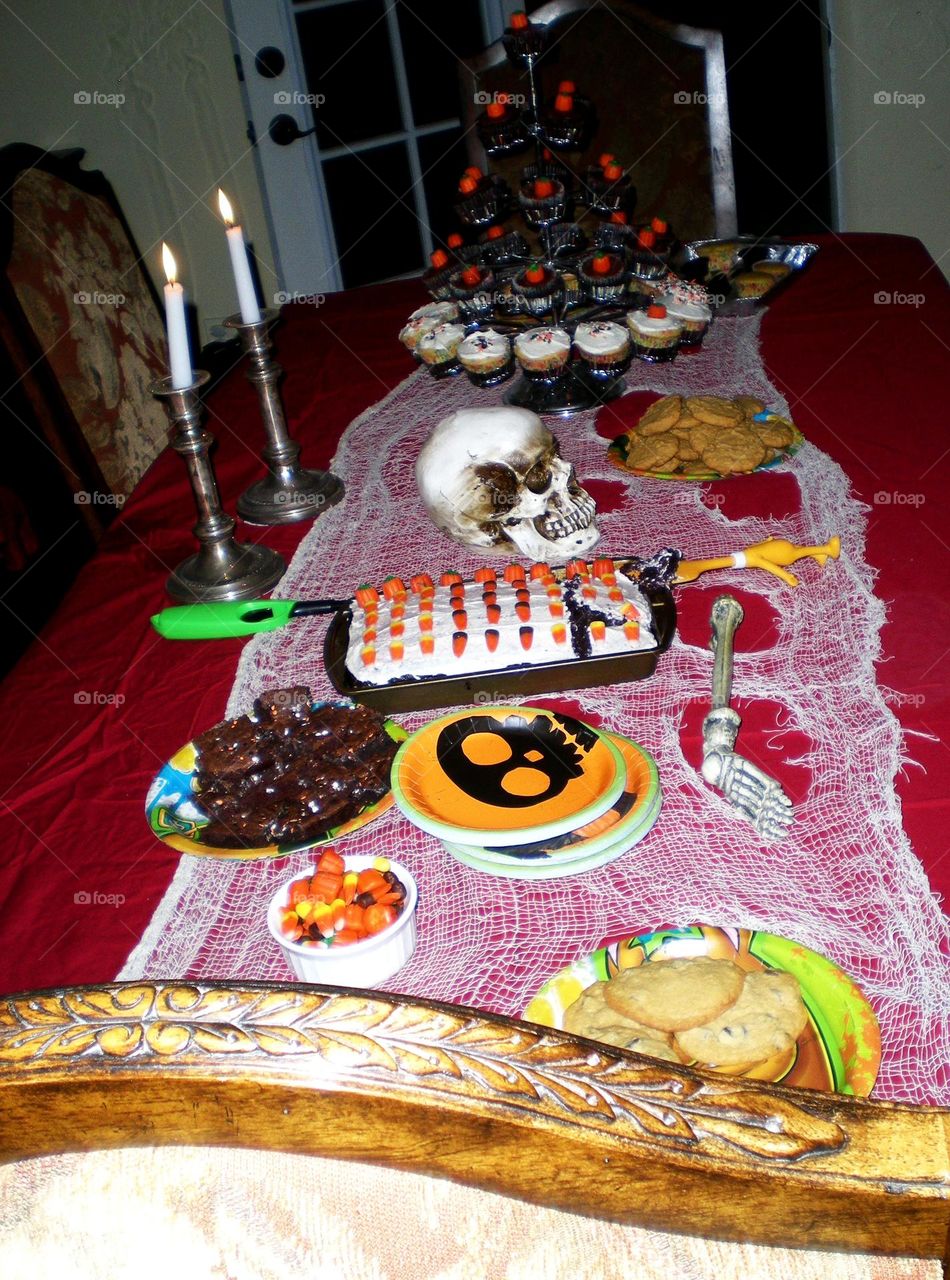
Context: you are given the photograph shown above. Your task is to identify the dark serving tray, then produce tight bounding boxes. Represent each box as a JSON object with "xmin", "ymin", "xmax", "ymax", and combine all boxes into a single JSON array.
[
  {"xmin": 674, "ymin": 237, "xmax": 819, "ymax": 316},
  {"xmin": 323, "ymin": 583, "xmax": 676, "ymax": 714}
]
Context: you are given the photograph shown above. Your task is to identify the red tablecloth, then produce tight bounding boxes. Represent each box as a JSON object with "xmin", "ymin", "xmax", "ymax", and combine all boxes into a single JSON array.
[{"xmin": 1, "ymin": 234, "xmax": 948, "ymax": 995}]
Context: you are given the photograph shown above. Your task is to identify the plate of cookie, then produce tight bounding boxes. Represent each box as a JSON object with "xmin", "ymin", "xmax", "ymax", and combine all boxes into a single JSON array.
[
  {"xmin": 608, "ymin": 394, "xmax": 803, "ymax": 480},
  {"xmin": 522, "ymin": 924, "xmax": 880, "ymax": 1095}
]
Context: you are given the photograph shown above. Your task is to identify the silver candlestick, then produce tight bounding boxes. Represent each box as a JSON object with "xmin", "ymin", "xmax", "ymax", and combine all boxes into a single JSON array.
[
  {"xmin": 151, "ymin": 371, "xmax": 286, "ymax": 602},
  {"xmin": 225, "ymin": 308, "xmax": 344, "ymax": 524}
]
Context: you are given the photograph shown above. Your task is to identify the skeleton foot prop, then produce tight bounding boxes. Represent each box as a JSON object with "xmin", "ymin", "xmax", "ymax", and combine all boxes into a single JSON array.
[
  {"xmin": 416, "ymin": 407, "xmax": 599, "ymax": 565},
  {"xmin": 699, "ymin": 595, "xmax": 794, "ymax": 843}
]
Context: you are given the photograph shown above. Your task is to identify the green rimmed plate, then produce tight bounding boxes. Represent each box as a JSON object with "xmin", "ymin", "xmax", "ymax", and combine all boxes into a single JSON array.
[
  {"xmin": 442, "ymin": 783, "xmax": 662, "ymax": 879},
  {"xmin": 523, "ymin": 924, "xmax": 880, "ymax": 1096},
  {"xmin": 608, "ymin": 413, "xmax": 804, "ymax": 481},
  {"xmin": 391, "ymin": 706, "xmax": 625, "ymax": 847}
]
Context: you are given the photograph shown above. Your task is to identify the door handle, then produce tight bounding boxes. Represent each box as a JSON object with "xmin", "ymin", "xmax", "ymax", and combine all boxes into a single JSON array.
[{"xmin": 268, "ymin": 114, "xmax": 317, "ymax": 147}]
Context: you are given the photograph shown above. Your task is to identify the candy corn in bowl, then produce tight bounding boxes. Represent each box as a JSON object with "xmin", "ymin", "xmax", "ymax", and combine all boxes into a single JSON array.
[{"xmin": 267, "ymin": 847, "xmax": 418, "ymax": 988}]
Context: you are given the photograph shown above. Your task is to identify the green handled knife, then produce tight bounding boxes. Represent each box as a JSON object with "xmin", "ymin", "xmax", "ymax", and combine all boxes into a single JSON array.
[{"xmin": 151, "ymin": 597, "xmax": 350, "ymax": 640}]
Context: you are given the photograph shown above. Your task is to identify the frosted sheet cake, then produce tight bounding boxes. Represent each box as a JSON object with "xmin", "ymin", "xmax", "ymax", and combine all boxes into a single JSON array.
[{"xmin": 342, "ymin": 558, "xmax": 656, "ymax": 688}]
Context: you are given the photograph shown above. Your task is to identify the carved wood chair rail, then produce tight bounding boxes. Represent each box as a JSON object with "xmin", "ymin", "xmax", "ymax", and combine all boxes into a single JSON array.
[{"xmin": 0, "ymin": 982, "xmax": 947, "ymax": 1268}]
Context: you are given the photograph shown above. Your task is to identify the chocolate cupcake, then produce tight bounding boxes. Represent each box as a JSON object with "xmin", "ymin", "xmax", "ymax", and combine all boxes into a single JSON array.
[
  {"xmin": 448, "ymin": 264, "xmax": 496, "ymax": 321},
  {"xmin": 417, "ymin": 322, "xmax": 466, "ymax": 377},
  {"xmin": 541, "ymin": 88, "xmax": 593, "ymax": 150},
  {"xmin": 629, "ymin": 229, "xmax": 666, "ymax": 280},
  {"xmin": 626, "ymin": 304, "xmax": 683, "ymax": 363},
  {"xmin": 594, "ymin": 212, "xmax": 637, "ymax": 254},
  {"xmin": 502, "ymin": 10, "xmax": 547, "ymax": 66},
  {"xmin": 584, "ymin": 160, "xmax": 634, "ymax": 214},
  {"xmin": 457, "ymin": 328, "xmax": 514, "ymax": 387},
  {"xmin": 478, "ymin": 225, "xmax": 530, "ymax": 267},
  {"xmin": 454, "ymin": 169, "xmax": 505, "ymax": 227},
  {"xmin": 573, "ymin": 320, "xmax": 631, "ymax": 379},
  {"xmin": 513, "ymin": 325, "xmax": 571, "ymax": 381},
  {"xmin": 512, "ymin": 262, "xmax": 565, "ymax": 317},
  {"xmin": 477, "ymin": 98, "xmax": 529, "ymax": 154},
  {"xmin": 422, "ymin": 248, "xmax": 458, "ymax": 300},
  {"xmin": 578, "ymin": 251, "xmax": 626, "ymax": 304},
  {"xmin": 518, "ymin": 176, "xmax": 568, "ymax": 228}
]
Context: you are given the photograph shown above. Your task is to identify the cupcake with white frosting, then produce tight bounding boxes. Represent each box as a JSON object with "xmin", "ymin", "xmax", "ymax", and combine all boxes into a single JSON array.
[
  {"xmin": 656, "ymin": 292, "xmax": 712, "ymax": 351},
  {"xmin": 457, "ymin": 328, "xmax": 514, "ymax": 387},
  {"xmin": 417, "ymin": 322, "xmax": 467, "ymax": 377},
  {"xmin": 626, "ymin": 304, "xmax": 683, "ymax": 363},
  {"xmin": 399, "ymin": 303, "xmax": 460, "ymax": 356},
  {"xmin": 572, "ymin": 320, "xmax": 631, "ymax": 379},
  {"xmin": 513, "ymin": 326, "xmax": 571, "ymax": 380}
]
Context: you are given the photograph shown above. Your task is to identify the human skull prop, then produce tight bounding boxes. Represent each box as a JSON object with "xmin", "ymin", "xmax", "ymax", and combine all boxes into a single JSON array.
[{"xmin": 415, "ymin": 406, "xmax": 599, "ymax": 565}]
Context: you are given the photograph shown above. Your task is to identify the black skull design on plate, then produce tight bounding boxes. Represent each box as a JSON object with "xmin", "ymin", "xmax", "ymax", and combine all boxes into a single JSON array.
[{"xmin": 435, "ymin": 712, "xmax": 597, "ymax": 809}]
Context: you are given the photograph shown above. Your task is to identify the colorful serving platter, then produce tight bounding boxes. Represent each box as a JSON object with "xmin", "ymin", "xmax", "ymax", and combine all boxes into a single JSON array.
[
  {"xmin": 524, "ymin": 924, "xmax": 880, "ymax": 1095},
  {"xmin": 145, "ymin": 702, "xmax": 407, "ymax": 861}
]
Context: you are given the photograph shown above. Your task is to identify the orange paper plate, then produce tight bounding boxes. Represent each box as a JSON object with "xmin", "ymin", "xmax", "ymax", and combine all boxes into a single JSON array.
[{"xmin": 391, "ymin": 706, "xmax": 625, "ymax": 845}]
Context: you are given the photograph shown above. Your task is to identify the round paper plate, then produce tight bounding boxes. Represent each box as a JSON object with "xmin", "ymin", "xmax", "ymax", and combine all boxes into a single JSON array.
[
  {"xmin": 442, "ymin": 784, "xmax": 662, "ymax": 880},
  {"xmin": 443, "ymin": 734, "xmax": 660, "ymax": 865},
  {"xmin": 608, "ymin": 415, "xmax": 803, "ymax": 481},
  {"xmin": 523, "ymin": 924, "xmax": 881, "ymax": 1096},
  {"xmin": 145, "ymin": 703, "xmax": 407, "ymax": 861},
  {"xmin": 391, "ymin": 706, "xmax": 625, "ymax": 846}
]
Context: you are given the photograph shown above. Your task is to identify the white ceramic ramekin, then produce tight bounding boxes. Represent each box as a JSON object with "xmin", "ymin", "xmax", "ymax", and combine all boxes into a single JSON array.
[{"xmin": 267, "ymin": 854, "xmax": 418, "ymax": 988}]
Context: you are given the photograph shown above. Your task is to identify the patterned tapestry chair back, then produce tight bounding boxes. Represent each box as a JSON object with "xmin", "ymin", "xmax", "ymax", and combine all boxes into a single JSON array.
[
  {"xmin": 461, "ymin": 0, "xmax": 736, "ymax": 244},
  {"xmin": 2, "ymin": 157, "xmax": 169, "ymax": 505}
]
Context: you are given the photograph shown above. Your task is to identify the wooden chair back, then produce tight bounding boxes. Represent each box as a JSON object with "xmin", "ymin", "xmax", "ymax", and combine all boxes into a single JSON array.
[
  {"xmin": 0, "ymin": 145, "xmax": 170, "ymax": 537},
  {"xmin": 0, "ymin": 980, "xmax": 947, "ymax": 1272}
]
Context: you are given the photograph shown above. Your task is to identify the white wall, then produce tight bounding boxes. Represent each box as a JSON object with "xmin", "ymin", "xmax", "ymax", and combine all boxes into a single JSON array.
[
  {"xmin": 826, "ymin": 0, "xmax": 949, "ymax": 278},
  {"xmin": 0, "ymin": 0, "xmax": 277, "ymax": 342}
]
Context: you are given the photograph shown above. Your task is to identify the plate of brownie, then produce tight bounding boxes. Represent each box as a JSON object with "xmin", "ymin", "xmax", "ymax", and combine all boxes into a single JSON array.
[{"xmin": 145, "ymin": 686, "xmax": 406, "ymax": 860}]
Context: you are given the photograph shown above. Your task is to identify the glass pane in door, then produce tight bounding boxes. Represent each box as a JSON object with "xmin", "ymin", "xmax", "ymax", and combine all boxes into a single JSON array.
[
  {"xmin": 322, "ymin": 142, "xmax": 421, "ymax": 287},
  {"xmin": 296, "ymin": 1, "xmax": 402, "ymax": 147},
  {"xmin": 416, "ymin": 128, "xmax": 474, "ymax": 244},
  {"xmin": 396, "ymin": 0, "xmax": 485, "ymax": 127}
]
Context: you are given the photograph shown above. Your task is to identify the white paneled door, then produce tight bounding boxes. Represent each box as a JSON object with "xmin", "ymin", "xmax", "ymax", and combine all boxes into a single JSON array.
[{"xmin": 225, "ymin": 0, "xmax": 509, "ymax": 297}]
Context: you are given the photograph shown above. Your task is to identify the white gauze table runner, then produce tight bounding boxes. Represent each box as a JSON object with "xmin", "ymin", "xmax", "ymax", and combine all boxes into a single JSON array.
[{"xmin": 123, "ymin": 315, "xmax": 950, "ymax": 1106}]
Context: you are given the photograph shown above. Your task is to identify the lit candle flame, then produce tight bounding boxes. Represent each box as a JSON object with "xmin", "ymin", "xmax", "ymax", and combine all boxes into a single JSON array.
[
  {"xmin": 217, "ymin": 188, "xmax": 235, "ymax": 227},
  {"xmin": 161, "ymin": 242, "xmax": 178, "ymax": 285}
]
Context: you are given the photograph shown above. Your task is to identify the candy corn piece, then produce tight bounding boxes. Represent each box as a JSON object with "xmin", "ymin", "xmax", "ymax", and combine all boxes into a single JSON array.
[
  {"xmin": 520, "ymin": 626, "xmax": 533, "ymax": 650},
  {"xmin": 362, "ymin": 626, "xmax": 377, "ymax": 643},
  {"xmin": 485, "ymin": 628, "xmax": 499, "ymax": 652},
  {"xmin": 516, "ymin": 602, "xmax": 531, "ymax": 622},
  {"xmin": 453, "ymin": 631, "xmax": 468, "ymax": 657},
  {"xmin": 548, "ymin": 601, "xmax": 564, "ymax": 618},
  {"xmin": 420, "ymin": 634, "xmax": 435, "ymax": 655},
  {"xmin": 591, "ymin": 620, "xmax": 606, "ymax": 642},
  {"xmin": 419, "ymin": 612, "xmax": 433, "ymax": 632},
  {"xmin": 551, "ymin": 622, "xmax": 567, "ymax": 644},
  {"xmin": 389, "ymin": 639, "xmax": 404, "ymax": 661},
  {"xmin": 452, "ymin": 609, "xmax": 468, "ymax": 629},
  {"xmin": 361, "ymin": 644, "xmax": 376, "ymax": 667},
  {"xmin": 486, "ymin": 603, "xmax": 501, "ymax": 623},
  {"xmin": 624, "ymin": 620, "xmax": 639, "ymax": 640},
  {"xmin": 390, "ymin": 621, "xmax": 405, "ymax": 638}
]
